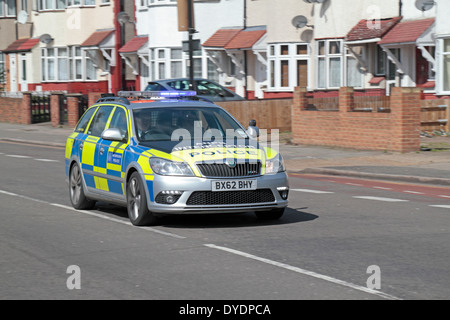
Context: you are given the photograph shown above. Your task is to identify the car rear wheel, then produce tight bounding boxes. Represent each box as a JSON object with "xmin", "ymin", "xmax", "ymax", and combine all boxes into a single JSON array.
[
  {"xmin": 255, "ymin": 208, "xmax": 285, "ymax": 220},
  {"xmin": 127, "ymin": 172, "xmax": 158, "ymax": 226},
  {"xmin": 69, "ymin": 163, "xmax": 96, "ymax": 210}
]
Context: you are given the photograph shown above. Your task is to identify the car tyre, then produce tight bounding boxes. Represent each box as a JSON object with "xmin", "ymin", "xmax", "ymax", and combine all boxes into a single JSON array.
[
  {"xmin": 255, "ymin": 208, "xmax": 285, "ymax": 220},
  {"xmin": 69, "ymin": 163, "xmax": 96, "ymax": 210},
  {"xmin": 127, "ymin": 172, "xmax": 158, "ymax": 226}
]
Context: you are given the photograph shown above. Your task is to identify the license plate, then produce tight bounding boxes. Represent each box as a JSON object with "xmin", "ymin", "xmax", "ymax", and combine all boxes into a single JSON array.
[{"xmin": 212, "ymin": 179, "xmax": 257, "ymax": 192}]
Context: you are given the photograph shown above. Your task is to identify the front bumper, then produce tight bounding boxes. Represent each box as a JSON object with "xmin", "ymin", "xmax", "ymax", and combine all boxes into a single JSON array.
[{"xmin": 145, "ymin": 172, "xmax": 289, "ymax": 214}]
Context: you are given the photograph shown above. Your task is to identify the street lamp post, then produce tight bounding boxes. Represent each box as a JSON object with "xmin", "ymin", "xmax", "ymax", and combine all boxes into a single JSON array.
[{"xmin": 187, "ymin": 0, "xmax": 196, "ymax": 91}]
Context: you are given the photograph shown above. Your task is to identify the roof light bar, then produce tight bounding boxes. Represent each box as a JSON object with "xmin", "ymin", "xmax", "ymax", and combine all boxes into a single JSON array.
[{"xmin": 118, "ymin": 91, "xmax": 197, "ymax": 99}]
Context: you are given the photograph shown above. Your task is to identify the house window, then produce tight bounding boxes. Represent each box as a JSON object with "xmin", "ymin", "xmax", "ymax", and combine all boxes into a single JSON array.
[
  {"xmin": 346, "ymin": 46, "xmax": 364, "ymax": 88},
  {"xmin": 42, "ymin": 46, "xmax": 95, "ymax": 81},
  {"xmin": 150, "ymin": 47, "xmax": 187, "ymax": 80},
  {"xmin": 268, "ymin": 43, "xmax": 309, "ymax": 90},
  {"xmin": 0, "ymin": 52, "xmax": 5, "ymax": 83},
  {"xmin": 185, "ymin": 49, "xmax": 203, "ymax": 78},
  {"xmin": 317, "ymin": 40, "xmax": 343, "ymax": 89},
  {"xmin": 443, "ymin": 39, "xmax": 450, "ymax": 92},
  {"xmin": 0, "ymin": 0, "xmax": 17, "ymax": 16}
]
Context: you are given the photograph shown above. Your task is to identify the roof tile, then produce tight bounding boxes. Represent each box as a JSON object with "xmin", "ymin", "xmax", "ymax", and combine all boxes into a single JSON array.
[{"xmin": 378, "ymin": 18, "xmax": 435, "ymax": 45}]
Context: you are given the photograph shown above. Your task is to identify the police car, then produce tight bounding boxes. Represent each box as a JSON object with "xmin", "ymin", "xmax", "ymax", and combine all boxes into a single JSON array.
[{"xmin": 65, "ymin": 91, "xmax": 289, "ymax": 226}]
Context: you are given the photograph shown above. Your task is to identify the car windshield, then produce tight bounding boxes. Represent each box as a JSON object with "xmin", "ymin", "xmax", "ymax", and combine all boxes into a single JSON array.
[{"xmin": 133, "ymin": 106, "xmax": 248, "ymax": 142}]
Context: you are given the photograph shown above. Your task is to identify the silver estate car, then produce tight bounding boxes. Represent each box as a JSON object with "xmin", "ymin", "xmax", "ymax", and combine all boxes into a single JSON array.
[{"xmin": 65, "ymin": 91, "xmax": 289, "ymax": 226}]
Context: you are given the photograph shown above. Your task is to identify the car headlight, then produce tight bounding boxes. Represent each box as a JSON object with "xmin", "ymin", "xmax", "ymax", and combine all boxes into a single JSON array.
[
  {"xmin": 265, "ymin": 154, "xmax": 285, "ymax": 174},
  {"xmin": 149, "ymin": 158, "xmax": 194, "ymax": 176}
]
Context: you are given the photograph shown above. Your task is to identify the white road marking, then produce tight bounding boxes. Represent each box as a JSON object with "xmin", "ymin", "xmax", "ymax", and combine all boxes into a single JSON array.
[
  {"xmin": 346, "ymin": 183, "xmax": 362, "ymax": 186},
  {"xmin": 403, "ymin": 191, "xmax": 424, "ymax": 195},
  {"xmin": 439, "ymin": 195, "xmax": 450, "ymax": 199},
  {"xmin": 0, "ymin": 189, "xmax": 185, "ymax": 239},
  {"xmin": 353, "ymin": 196, "xmax": 409, "ymax": 203},
  {"xmin": 204, "ymin": 244, "xmax": 401, "ymax": 300},
  {"xmin": 34, "ymin": 158, "xmax": 59, "ymax": 162},
  {"xmin": 373, "ymin": 186, "xmax": 392, "ymax": 190},
  {"xmin": 6, "ymin": 155, "xmax": 31, "ymax": 159},
  {"xmin": 429, "ymin": 205, "xmax": 450, "ymax": 209},
  {"xmin": 291, "ymin": 189, "xmax": 334, "ymax": 194}
]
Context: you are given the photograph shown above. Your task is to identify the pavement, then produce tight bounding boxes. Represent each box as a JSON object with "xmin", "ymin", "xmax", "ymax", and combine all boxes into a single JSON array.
[{"xmin": 1, "ymin": 122, "xmax": 450, "ymax": 186}]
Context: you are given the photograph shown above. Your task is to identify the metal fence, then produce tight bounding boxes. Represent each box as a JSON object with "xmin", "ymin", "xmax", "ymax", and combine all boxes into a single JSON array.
[{"xmin": 31, "ymin": 93, "xmax": 51, "ymax": 124}]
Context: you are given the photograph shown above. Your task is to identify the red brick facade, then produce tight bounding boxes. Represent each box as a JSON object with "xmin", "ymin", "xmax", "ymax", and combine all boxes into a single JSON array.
[{"xmin": 292, "ymin": 87, "xmax": 422, "ymax": 152}]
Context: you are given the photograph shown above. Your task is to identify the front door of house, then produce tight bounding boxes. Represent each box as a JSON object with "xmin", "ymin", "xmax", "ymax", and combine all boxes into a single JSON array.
[{"xmin": 9, "ymin": 54, "xmax": 18, "ymax": 92}]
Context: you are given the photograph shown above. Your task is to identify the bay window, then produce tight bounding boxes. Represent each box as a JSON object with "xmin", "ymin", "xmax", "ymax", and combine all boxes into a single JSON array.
[{"xmin": 268, "ymin": 43, "xmax": 309, "ymax": 90}]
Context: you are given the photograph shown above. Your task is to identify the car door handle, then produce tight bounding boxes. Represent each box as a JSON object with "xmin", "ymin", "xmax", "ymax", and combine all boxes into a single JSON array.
[
  {"xmin": 99, "ymin": 147, "xmax": 105, "ymax": 155},
  {"xmin": 79, "ymin": 142, "xmax": 84, "ymax": 150}
]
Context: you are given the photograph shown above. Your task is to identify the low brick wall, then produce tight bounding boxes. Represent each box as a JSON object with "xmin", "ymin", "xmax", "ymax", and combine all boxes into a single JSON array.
[
  {"xmin": 0, "ymin": 94, "xmax": 31, "ymax": 125},
  {"xmin": 292, "ymin": 87, "xmax": 422, "ymax": 153}
]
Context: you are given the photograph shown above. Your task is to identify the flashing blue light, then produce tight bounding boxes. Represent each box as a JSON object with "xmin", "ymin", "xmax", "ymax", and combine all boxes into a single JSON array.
[
  {"xmin": 160, "ymin": 91, "xmax": 197, "ymax": 97},
  {"xmin": 118, "ymin": 91, "xmax": 197, "ymax": 99}
]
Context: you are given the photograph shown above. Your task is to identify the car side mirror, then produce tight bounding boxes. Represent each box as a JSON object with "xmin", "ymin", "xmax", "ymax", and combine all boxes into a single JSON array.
[
  {"xmin": 102, "ymin": 128, "xmax": 126, "ymax": 142},
  {"xmin": 247, "ymin": 119, "xmax": 260, "ymax": 139}
]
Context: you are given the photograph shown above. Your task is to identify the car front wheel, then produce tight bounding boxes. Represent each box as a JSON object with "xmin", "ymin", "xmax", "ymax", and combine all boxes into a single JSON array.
[
  {"xmin": 69, "ymin": 163, "xmax": 96, "ymax": 210},
  {"xmin": 127, "ymin": 172, "xmax": 158, "ymax": 226}
]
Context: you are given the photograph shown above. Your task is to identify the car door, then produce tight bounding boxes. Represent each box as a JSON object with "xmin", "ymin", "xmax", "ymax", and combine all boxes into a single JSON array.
[
  {"xmin": 81, "ymin": 105, "xmax": 115, "ymax": 193},
  {"xmin": 95, "ymin": 106, "xmax": 129, "ymax": 198}
]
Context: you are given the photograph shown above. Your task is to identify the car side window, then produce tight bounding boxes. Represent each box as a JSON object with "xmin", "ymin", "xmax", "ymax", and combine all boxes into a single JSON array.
[
  {"xmin": 87, "ymin": 106, "xmax": 114, "ymax": 137},
  {"xmin": 108, "ymin": 108, "xmax": 128, "ymax": 140},
  {"xmin": 75, "ymin": 107, "xmax": 97, "ymax": 134}
]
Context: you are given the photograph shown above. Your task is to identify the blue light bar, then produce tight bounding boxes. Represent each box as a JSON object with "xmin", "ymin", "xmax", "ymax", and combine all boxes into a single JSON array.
[{"xmin": 118, "ymin": 91, "xmax": 197, "ymax": 99}]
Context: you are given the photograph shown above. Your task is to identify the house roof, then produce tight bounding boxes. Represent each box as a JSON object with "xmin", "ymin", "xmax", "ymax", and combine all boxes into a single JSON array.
[
  {"xmin": 225, "ymin": 28, "xmax": 266, "ymax": 50},
  {"xmin": 202, "ymin": 28, "xmax": 242, "ymax": 48},
  {"xmin": 378, "ymin": 18, "xmax": 435, "ymax": 45},
  {"xmin": 346, "ymin": 17, "xmax": 402, "ymax": 42},
  {"xmin": 119, "ymin": 36, "xmax": 148, "ymax": 53},
  {"xmin": 203, "ymin": 26, "xmax": 266, "ymax": 50},
  {"xmin": 3, "ymin": 38, "xmax": 40, "ymax": 53},
  {"xmin": 81, "ymin": 30, "xmax": 114, "ymax": 47}
]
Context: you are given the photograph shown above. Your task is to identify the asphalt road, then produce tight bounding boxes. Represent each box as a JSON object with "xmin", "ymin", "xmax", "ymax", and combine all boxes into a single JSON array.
[{"xmin": 1, "ymin": 141, "xmax": 449, "ymax": 301}]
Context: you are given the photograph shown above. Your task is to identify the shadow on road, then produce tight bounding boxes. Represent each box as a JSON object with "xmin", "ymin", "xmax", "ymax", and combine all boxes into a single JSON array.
[{"xmin": 93, "ymin": 202, "xmax": 318, "ymax": 229}]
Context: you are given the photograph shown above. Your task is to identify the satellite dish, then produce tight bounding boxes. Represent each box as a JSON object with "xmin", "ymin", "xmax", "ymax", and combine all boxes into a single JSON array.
[
  {"xmin": 292, "ymin": 15, "xmax": 309, "ymax": 29},
  {"xmin": 117, "ymin": 11, "xmax": 131, "ymax": 25},
  {"xmin": 39, "ymin": 34, "xmax": 53, "ymax": 44},
  {"xmin": 415, "ymin": 0, "xmax": 435, "ymax": 11},
  {"xmin": 17, "ymin": 10, "xmax": 28, "ymax": 25}
]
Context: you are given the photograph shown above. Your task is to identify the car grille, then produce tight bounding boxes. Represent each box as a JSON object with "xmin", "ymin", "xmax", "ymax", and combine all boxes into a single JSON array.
[
  {"xmin": 186, "ymin": 189, "xmax": 275, "ymax": 206},
  {"xmin": 197, "ymin": 162, "xmax": 261, "ymax": 178}
]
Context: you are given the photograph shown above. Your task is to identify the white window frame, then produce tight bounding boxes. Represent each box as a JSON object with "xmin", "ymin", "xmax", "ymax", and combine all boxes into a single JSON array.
[
  {"xmin": 316, "ymin": 39, "xmax": 343, "ymax": 90},
  {"xmin": 41, "ymin": 46, "xmax": 98, "ymax": 82},
  {"xmin": 0, "ymin": 52, "xmax": 5, "ymax": 84},
  {"xmin": 438, "ymin": 38, "xmax": 450, "ymax": 95},
  {"xmin": 268, "ymin": 43, "xmax": 310, "ymax": 91},
  {"xmin": 1, "ymin": 0, "xmax": 17, "ymax": 16}
]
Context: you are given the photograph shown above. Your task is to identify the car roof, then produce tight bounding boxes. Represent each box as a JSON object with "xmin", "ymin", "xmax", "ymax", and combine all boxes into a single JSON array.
[{"xmin": 94, "ymin": 93, "xmax": 221, "ymax": 110}]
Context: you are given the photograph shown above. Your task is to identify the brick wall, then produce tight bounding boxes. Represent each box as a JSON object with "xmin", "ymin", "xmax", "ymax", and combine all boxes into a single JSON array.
[
  {"xmin": 0, "ymin": 97, "xmax": 23, "ymax": 124},
  {"xmin": 292, "ymin": 87, "xmax": 422, "ymax": 153},
  {"xmin": 0, "ymin": 93, "xmax": 31, "ymax": 124}
]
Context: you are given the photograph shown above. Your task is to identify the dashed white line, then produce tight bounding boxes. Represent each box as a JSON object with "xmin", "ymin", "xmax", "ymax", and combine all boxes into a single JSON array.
[
  {"xmin": 0, "ymin": 189, "xmax": 185, "ymax": 239},
  {"xmin": 6, "ymin": 155, "xmax": 31, "ymax": 159},
  {"xmin": 439, "ymin": 195, "xmax": 450, "ymax": 199},
  {"xmin": 403, "ymin": 190, "xmax": 424, "ymax": 195},
  {"xmin": 346, "ymin": 183, "xmax": 362, "ymax": 186},
  {"xmin": 204, "ymin": 244, "xmax": 401, "ymax": 300},
  {"xmin": 373, "ymin": 186, "xmax": 392, "ymax": 190},
  {"xmin": 291, "ymin": 189, "xmax": 334, "ymax": 194},
  {"xmin": 34, "ymin": 159, "xmax": 59, "ymax": 163},
  {"xmin": 353, "ymin": 196, "xmax": 409, "ymax": 203},
  {"xmin": 429, "ymin": 205, "xmax": 450, "ymax": 209}
]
